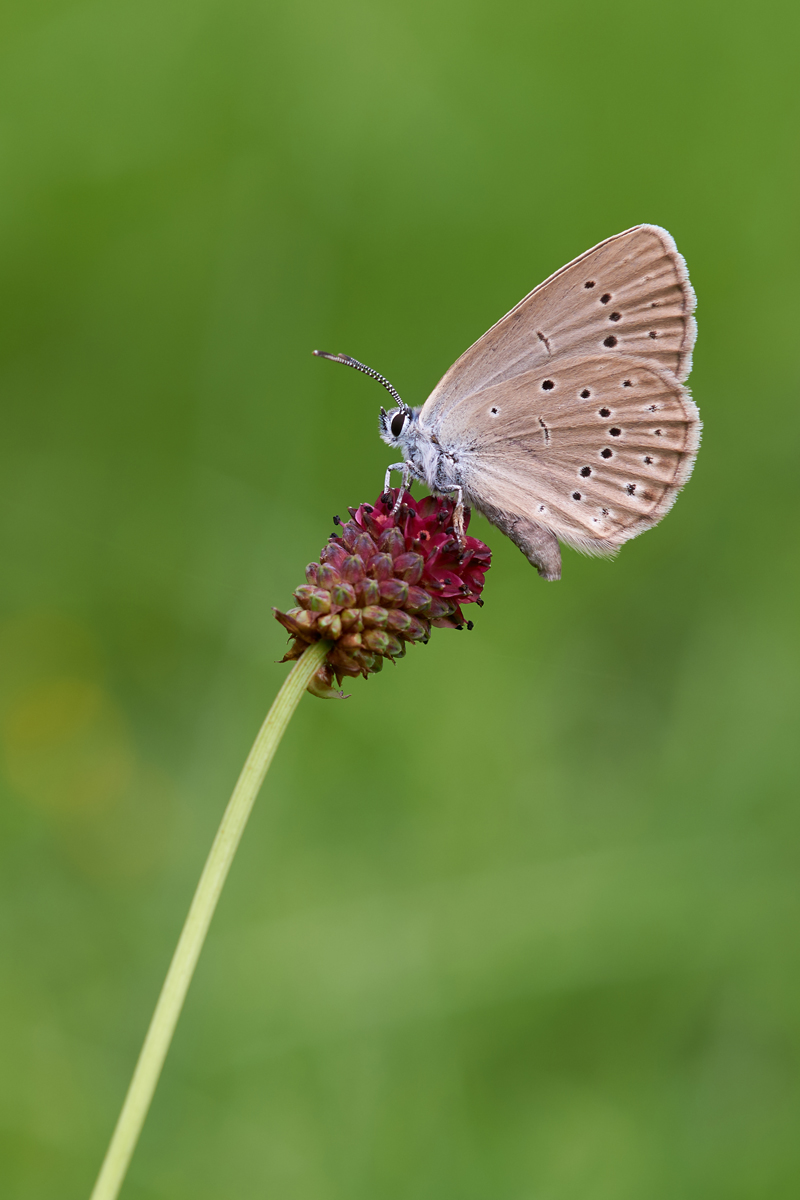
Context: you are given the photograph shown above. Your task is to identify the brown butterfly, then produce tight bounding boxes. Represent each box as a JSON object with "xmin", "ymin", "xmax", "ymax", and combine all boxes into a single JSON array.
[{"xmin": 316, "ymin": 225, "xmax": 700, "ymax": 580}]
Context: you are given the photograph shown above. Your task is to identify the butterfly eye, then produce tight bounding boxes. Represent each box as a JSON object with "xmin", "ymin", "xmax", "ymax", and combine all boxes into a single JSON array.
[{"xmin": 390, "ymin": 411, "xmax": 408, "ymax": 438}]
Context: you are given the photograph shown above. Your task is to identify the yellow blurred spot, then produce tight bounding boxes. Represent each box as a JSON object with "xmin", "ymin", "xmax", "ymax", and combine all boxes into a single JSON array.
[
  {"xmin": 1, "ymin": 676, "xmax": 134, "ymax": 815},
  {"xmin": 0, "ymin": 611, "xmax": 179, "ymax": 881}
]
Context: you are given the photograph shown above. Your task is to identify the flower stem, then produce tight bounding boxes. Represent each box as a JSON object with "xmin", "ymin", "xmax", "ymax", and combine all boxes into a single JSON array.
[{"xmin": 90, "ymin": 640, "xmax": 330, "ymax": 1200}]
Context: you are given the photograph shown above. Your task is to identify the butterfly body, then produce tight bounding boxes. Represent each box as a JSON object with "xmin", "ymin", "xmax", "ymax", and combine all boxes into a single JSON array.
[
  {"xmin": 379, "ymin": 408, "xmax": 460, "ymax": 495},
  {"xmin": 378, "ymin": 224, "xmax": 700, "ymax": 581}
]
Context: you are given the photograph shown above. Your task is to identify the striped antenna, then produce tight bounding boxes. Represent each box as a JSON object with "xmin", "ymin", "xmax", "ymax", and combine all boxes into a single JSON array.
[{"xmin": 313, "ymin": 350, "xmax": 406, "ymax": 409}]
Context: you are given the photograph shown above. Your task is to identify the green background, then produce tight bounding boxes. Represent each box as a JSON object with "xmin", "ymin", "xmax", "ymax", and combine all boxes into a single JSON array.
[{"xmin": 1, "ymin": 1, "xmax": 798, "ymax": 1196}]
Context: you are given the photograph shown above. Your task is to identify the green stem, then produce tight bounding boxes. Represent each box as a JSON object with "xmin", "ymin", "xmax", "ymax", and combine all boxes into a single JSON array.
[{"xmin": 90, "ymin": 640, "xmax": 330, "ymax": 1200}]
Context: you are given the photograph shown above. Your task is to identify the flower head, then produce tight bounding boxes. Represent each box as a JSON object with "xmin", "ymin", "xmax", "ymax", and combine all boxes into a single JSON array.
[{"xmin": 274, "ymin": 489, "xmax": 492, "ymax": 697}]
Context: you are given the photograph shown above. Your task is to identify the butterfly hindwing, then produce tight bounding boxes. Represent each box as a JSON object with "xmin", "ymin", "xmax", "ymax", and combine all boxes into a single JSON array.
[{"xmin": 430, "ymin": 353, "xmax": 701, "ymax": 554}]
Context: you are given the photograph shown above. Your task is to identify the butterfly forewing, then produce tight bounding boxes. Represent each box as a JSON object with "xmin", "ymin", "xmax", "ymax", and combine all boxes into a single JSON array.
[
  {"xmin": 421, "ymin": 225, "xmax": 696, "ymax": 432},
  {"xmin": 433, "ymin": 354, "xmax": 700, "ymax": 551}
]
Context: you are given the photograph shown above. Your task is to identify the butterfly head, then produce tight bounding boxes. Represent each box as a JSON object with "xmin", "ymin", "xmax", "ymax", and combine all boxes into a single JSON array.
[{"xmin": 379, "ymin": 403, "xmax": 414, "ymax": 447}]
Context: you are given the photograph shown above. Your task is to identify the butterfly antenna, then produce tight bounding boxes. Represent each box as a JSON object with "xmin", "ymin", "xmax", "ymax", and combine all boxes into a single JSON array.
[{"xmin": 313, "ymin": 350, "xmax": 407, "ymax": 409}]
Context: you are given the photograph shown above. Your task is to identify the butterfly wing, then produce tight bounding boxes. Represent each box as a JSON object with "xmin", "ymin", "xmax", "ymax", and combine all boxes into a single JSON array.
[
  {"xmin": 421, "ymin": 224, "xmax": 696, "ymax": 434},
  {"xmin": 429, "ymin": 354, "xmax": 701, "ymax": 579},
  {"xmin": 417, "ymin": 225, "xmax": 699, "ymax": 579}
]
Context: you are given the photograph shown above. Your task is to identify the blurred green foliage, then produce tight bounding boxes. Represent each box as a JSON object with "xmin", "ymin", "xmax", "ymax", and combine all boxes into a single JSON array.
[{"xmin": 0, "ymin": 0, "xmax": 798, "ymax": 1196}]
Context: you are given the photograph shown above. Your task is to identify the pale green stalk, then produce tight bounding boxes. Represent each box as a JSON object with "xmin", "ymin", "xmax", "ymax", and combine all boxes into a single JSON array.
[{"xmin": 90, "ymin": 640, "xmax": 330, "ymax": 1200}]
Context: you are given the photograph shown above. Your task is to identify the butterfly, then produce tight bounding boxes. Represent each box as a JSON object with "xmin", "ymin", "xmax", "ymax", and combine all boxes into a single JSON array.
[{"xmin": 315, "ymin": 224, "xmax": 700, "ymax": 580}]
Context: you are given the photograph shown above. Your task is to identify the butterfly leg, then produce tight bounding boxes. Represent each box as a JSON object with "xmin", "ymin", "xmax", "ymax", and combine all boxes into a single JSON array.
[
  {"xmin": 446, "ymin": 486, "xmax": 466, "ymax": 545},
  {"xmin": 384, "ymin": 462, "xmax": 413, "ymax": 512}
]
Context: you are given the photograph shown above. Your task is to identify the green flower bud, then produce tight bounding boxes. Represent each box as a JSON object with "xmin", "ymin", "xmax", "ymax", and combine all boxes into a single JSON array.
[
  {"xmin": 351, "ymin": 532, "xmax": 378, "ymax": 559},
  {"xmin": 405, "ymin": 586, "xmax": 432, "ymax": 617},
  {"xmin": 293, "ymin": 585, "xmax": 332, "ymax": 613},
  {"xmin": 361, "ymin": 606, "xmax": 389, "ymax": 628},
  {"xmin": 378, "ymin": 579, "xmax": 409, "ymax": 607},
  {"xmin": 287, "ymin": 607, "xmax": 316, "ymax": 633},
  {"xmin": 317, "ymin": 612, "xmax": 342, "ymax": 639},
  {"xmin": 386, "ymin": 609, "xmax": 412, "ymax": 633},
  {"xmin": 369, "ymin": 553, "xmax": 394, "ymax": 580},
  {"xmin": 362, "ymin": 628, "xmax": 391, "ymax": 654},
  {"xmin": 405, "ymin": 616, "xmax": 429, "ymax": 642},
  {"xmin": 341, "ymin": 554, "xmax": 366, "ymax": 583},
  {"xmin": 340, "ymin": 608, "xmax": 364, "ymax": 632},
  {"xmin": 393, "ymin": 551, "xmax": 424, "ymax": 584},
  {"xmin": 378, "ymin": 526, "xmax": 405, "ymax": 558},
  {"xmin": 357, "ymin": 578, "xmax": 381, "ymax": 606},
  {"xmin": 318, "ymin": 562, "xmax": 341, "ymax": 589},
  {"xmin": 384, "ymin": 633, "xmax": 404, "ymax": 657},
  {"xmin": 330, "ymin": 582, "xmax": 357, "ymax": 609}
]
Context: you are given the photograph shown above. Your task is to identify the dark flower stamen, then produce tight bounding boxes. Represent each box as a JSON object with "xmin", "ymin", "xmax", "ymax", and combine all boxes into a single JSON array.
[{"xmin": 274, "ymin": 490, "xmax": 492, "ymax": 697}]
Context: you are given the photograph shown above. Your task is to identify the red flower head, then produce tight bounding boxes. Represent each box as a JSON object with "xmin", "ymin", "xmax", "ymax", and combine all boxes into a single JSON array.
[{"xmin": 274, "ymin": 489, "xmax": 492, "ymax": 697}]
